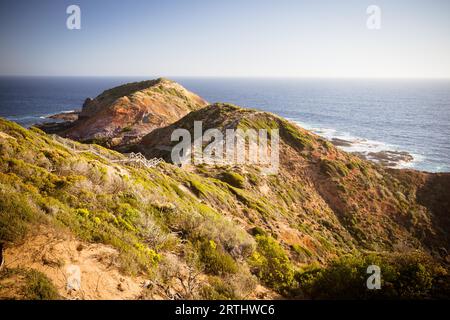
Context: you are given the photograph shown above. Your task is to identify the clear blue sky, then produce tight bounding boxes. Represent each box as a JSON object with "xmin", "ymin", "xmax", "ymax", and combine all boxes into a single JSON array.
[{"xmin": 0, "ymin": 0, "xmax": 449, "ymax": 78}]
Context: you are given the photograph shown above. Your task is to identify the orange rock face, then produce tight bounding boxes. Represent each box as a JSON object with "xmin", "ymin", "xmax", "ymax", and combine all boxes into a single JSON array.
[{"xmin": 61, "ymin": 78, "xmax": 208, "ymax": 147}]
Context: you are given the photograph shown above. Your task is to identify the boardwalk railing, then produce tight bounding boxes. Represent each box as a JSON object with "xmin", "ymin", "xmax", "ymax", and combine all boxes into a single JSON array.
[
  {"xmin": 112, "ymin": 152, "xmax": 165, "ymax": 168},
  {"xmin": 51, "ymin": 135, "xmax": 164, "ymax": 169}
]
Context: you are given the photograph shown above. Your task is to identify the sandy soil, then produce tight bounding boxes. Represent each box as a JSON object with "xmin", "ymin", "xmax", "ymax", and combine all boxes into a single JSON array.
[{"xmin": 3, "ymin": 227, "xmax": 146, "ymax": 300}]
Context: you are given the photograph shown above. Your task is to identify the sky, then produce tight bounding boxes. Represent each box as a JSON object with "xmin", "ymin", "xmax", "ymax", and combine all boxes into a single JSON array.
[{"xmin": 0, "ymin": 0, "xmax": 449, "ymax": 78}]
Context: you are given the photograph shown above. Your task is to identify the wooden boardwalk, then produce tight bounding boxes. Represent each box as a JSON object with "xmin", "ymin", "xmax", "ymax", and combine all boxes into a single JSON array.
[{"xmin": 51, "ymin": 135, "xmax": 164, "ymax": 169}]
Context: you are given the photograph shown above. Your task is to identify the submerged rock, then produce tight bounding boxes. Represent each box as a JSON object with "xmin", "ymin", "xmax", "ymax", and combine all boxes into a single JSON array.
[{"xmin": 366, "ymin": 150, "xmax": 414, "ymax": 167}]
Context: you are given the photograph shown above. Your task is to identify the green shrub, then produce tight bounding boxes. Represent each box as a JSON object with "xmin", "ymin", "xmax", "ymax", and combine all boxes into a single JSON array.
[
  {"xmin": 0, "ymin": 187, "xmax": 41, "ymax": 243},
  {"xmin": 76, "ymin": 208, "xmax": 90, "ymax": 218},
  {"xmin": 320, "ymin": 159, "xmax": 350, "ymax": 178},
  {"xmin": 0, "ymin": 268, "xmax": 60, "ymax": 300},
  {"xmin": 296, "ymin": 252, "xmax": 446, "ymax": 299},
  {"xmin": 219, "ymin": 171, "xmax": 245, "ymax": 188},
  {"xmin": 198, "ymin": 239, "xmax": 238, "ymax": 275},
  {"xmin": 280, "ymin": 121, "xmax": 314, "ymax": 150},
  {"xmin": 292, "ymin": 244, "xmax": 313, "ymax": 258},
  {"xmin": 201, "ymin": 276, "xmax": 239, "ymax": 300},
  {"xmin": 23, "ymin": 269, "xmax": 60, "ymax": 300},
  {"xmin": 121, "ymin": 126, "xmax": 133, "ymax": 133},
  {"xmin": 188, "ymin": 178, "xmax": 208, "ymax": 197},
  {"xmin": 249, "ymin": 235, "xmax": 296, "ymax": 294},
  {"xmin": 247, "ymin": 172, "xmax": 259, "ymax": 186},
  {"xmin": 249, "ymin": 226, "xmax": 266, "ymax": 237}
]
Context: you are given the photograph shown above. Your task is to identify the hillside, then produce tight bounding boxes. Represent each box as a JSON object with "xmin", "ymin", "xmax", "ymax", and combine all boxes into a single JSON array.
[
  {"xmin": 1, "ymin": 101, "xmax": 449, "ymax": 299},
  {"xmin": 38, "ymin": 78, "xmax": 208, "ymax": 148},
  {"xmin": 134, "ymin": 103, "xmax": 450, "ymax": 253}
]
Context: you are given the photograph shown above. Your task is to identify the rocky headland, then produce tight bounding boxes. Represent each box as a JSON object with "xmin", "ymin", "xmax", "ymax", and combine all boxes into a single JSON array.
[{"xmin": 37, "ymin": 78, "xmax": 208, "ymax": 148}]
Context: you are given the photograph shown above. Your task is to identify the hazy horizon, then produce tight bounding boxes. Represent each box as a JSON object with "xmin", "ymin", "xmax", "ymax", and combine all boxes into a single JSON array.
[{"xmin": 1, "ymin": 75, "xmax": 450, "ymax": 80}]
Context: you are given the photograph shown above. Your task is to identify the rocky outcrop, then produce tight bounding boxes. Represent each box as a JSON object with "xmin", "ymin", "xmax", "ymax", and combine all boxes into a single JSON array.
[
  {"xmin": 48, "ymin": 110, "xmax": 80, "ymax": 122},
  {"xmin": 38, "ymin": 78, "xmax": 208, "ymax": 148}
]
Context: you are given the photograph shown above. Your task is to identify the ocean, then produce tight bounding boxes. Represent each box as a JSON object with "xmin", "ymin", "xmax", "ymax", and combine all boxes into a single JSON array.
[{"xmin": 0, "ymin": 76, "xmax": 449, "ymax": 172}]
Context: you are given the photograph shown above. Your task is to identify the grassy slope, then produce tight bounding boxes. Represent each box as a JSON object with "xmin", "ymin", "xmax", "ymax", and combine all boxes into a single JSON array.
[{"xmin": 1, "ymin": 105, "xmax": 449, "ymax": 299}]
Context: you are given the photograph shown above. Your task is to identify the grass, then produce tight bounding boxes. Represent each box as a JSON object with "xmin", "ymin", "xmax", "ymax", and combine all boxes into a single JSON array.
[
  {"xmin": 280, "ymin": 121, "xmax": 315, "ymax": 150},
  {"xmin": 0, "ymin": 118, "xmax": 173, "ymax": 274}
]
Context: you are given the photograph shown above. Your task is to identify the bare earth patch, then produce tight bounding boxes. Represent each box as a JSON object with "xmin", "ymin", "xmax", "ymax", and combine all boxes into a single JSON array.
[{"xmin": 3, "ymin": 227, "xmax": 145, "ymax": 300}]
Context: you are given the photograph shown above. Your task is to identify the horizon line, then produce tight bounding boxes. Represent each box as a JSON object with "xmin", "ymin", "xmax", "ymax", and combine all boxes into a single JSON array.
[{"xmin": 1, "ymin": 75, "xmax": 450, "ymax": 80}]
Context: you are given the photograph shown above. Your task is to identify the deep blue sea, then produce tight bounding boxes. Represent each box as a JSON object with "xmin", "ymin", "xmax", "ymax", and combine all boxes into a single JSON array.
[{"xmin": 0, "ymin": 77, "xmax": 449, "ymax": 172}]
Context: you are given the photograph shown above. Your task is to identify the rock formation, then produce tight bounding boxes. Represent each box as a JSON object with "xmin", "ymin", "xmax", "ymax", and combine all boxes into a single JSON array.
[{"xmin": 38, "ymin": 78, "xmax": 208, "ymax": 148}]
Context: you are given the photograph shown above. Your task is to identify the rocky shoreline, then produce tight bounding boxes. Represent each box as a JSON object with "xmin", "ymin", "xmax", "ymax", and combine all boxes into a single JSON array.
[
  {"xmin": 47, "ymin": 110, "xmax": 80, "ymax": 122},
  {"xmin": 36, "ymin": 110, "xmax": 80, "ymax": 134},
  {"xmin": 40, "ymin": 110, "xmax": 416, "ymax": 169},
  {"xmin": 330, "ymin": 137, "xmax": 415, "ymax": 168}
]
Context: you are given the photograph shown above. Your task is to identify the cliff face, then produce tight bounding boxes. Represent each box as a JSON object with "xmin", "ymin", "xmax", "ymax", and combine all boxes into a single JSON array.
[
  {"xmin": 134, "ymin": 103, "xmax": 450, "ymax": 255},
  {"xmin": 1, "ymin": 82, "xmax": 449, "ymax": 300},
  {"xmin": 41, "ymin": 78, "xmax": 208, "ymax": 148}
]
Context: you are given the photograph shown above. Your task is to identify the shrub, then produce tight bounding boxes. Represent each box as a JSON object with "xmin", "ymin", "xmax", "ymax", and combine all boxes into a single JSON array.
[
  {"xmin": 280, "ymin": 121, "xmax": 314, "ymax": 150},
  {"xmin": 296, "ymin": 252, "xmax": 447, "ymax": 299},
  {"xmin": 200, "ymin": 276, "xmax": 239, "ymax": 300},
  {"xmin": 198, "ymin": 239, "xmax": 238, "ymax": 275},
  {"xmin": 0, "ymin": 187, "xmax": 41, "ymax": 243},
  {"xmin": 247, "ymin": 172, "xmax": 259, "ymax": 186},
  {"xmin": 249, "ymin": 226, "xmax": 266, "ymax": 237},
  {"xmin": 296, "ymin": 254, "xmax": 370, "ymax": 299},
  {"xmin": 0, "ymin": 268, "xmax": 60, "ymax": 300},
  {"xmin": 200, "ymin": 271, "xmax": 257, "ymax": 300},
  {"xmin": 76, "ymin": 208, "xmax": 90, "ymax": 218},
  {"xmin": 219, "ymin": 171, "xmax": 245, "ymax": 188},
  {"xmin": 188, "ymin": 178, "xmax": 208, "ymax": 197},
  {"xmin": 23, "ymin": 269, "xmax": 60, "ymax": 300},
  {"xmin": 164, "ymin": 205, "xmax": 255, "ymax": 259},
  {"xmin": 320, "ymin": 159, "xmax": 350, "ymax": 178},
  {"xmin": 292, "ymin": 244, "xmax": 313, "ymax": 258},
  {"xmin": 249, "ymin": 235, "xmax": 296, "ymax": 294}
]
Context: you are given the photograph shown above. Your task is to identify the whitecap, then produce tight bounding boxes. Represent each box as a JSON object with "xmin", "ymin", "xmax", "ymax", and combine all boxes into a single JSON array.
[{"xmin": 288, "ymin": 118, "xmax": 424, "ymax": 169}]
